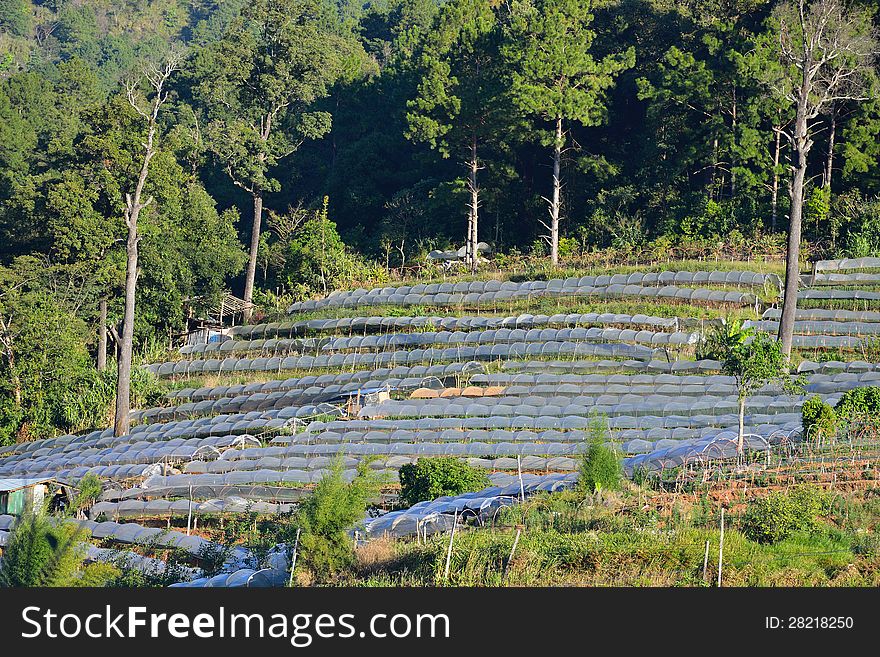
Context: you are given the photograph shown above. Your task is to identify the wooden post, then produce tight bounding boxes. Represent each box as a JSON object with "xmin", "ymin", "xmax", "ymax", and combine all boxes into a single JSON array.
[
  {"xmin": 288, "ymin": 527, "xmax": 301, "ymax": 587},
  {"xmin": 186, "ymin": 484, "xmax": 193, "ymax": 536},
  {"xmin": 443, "ymin": 510, "xmax": 458, "ymax": 582},
  {"xmin": 717, "ymin": 507, "xmax": 725, "ymax": 587},
  {"xmin": 702, "ymin": 539, "xmax": 710, "ymax": 582},
  {"xmin": 503, "ymin": 525, "xmax": 523, "ymax": 584},
  {"xmin": 517, "ymin": 455, "xmax": 525, "ymax": 503}
]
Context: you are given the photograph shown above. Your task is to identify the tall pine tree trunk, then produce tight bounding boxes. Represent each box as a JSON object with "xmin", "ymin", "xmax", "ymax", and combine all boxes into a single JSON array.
[
  {"xmin": 778, "ymin": 83, "xmax": 811, "ymax": 362},
  {"xmin": 771, "ymin": 121, "xmax": 782, "ymax": 231},
  {"xmin": 824, "ymin": 105, "xmax": 836, "ymax": 189},
  {"xmin": 466, "ymin": 136, "xmax": 479, "ymax": 274},
  {"xmin": 549, "ymin": 116, "xmax": 563, "ymax": 267},
  {"xmin": 97, "ymin": 299, "xmax": 107, "ymax": 372},
  {"xmin": 115, "ymin": 220, "xmax": 139, "ymax": 437},
  {"xmin": 243, "ymin": 190, "xmax": 263, "ymax": 321},
  {"xmin": 242, "ymin": 120, "xmax": 271, "ymax": 322}
]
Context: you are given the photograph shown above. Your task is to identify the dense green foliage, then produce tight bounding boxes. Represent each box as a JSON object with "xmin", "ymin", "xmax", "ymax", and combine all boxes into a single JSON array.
[
  {"xmin": 721, "ymin": 331, "xmax": 791, "ymax": 399},
  {"xmin": 0, "ymin": 0, "xmax": 879, "ymax": 441},
  {"xmin": 72, "ymin": 473, "xmax": 103, "ymax": 513},
  {"xmin": 834, "ymin": 385, "xmax": 880, "ymax": 424},
  {"xmin": 740, "ymin": 486, "xmax": 829, "ymax": 544},
  {"xmin": 578, "ymin": 431, "xmax": 623, "ymax": 493},
  {"xmin": 801, "ymin": 395, "xmax": 838, "ymax": 439},
  {"xmin": 0, "ymin": 510, "xmax": 90, "ymax": 586},
  {"xmin": 398, "ymin": 457, "xmax": 491, "ymax": 506},
  {"xmin": 295, "ymin": 460, "xmax": 383, "ymax": 582},
  {"xmin": 696, "ymin": 318, "xmax": 751, "ymax": 361},
  {"xmin": 3, "ymin": 0, "xmax": 879, "ymax": 266}
]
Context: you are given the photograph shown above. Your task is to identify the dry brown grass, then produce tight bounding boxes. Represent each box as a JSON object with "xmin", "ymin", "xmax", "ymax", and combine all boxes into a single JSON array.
[
  {"xmin": 355, "ymin": 537, "xmax": 398, "ymax": 572},
  {"xmin": 294, "ymin": 568, "xmax": 315, "ymax": 587}
]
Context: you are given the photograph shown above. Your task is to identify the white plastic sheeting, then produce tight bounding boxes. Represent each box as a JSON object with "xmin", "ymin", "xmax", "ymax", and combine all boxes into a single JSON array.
[
  {"xmin": 147, "ymin": 341, "xmax": 661, "ymax": 378},
  {"xmin": 169, "ymin": 568, "xmax": 290, "ymax": 588},
  {"xmin": 623, "ymin": 422, "xmax": 802, "ymax": 474},
  {"xmin": 763, "ymin": 307, "xmax": 880, "ymax": 323},
  {"xmin": 813, "ymin": 257, "xmax": 880, "ymax": 272},
  {"xmin": 289, "ymin": 282, "xmax": 759, "ymax": 314},
  {"xmin": 365, "ymin": 472, "xmax": 578, "ymax": 538},
  {"xmin": 228, "ymin": 311, "xmax": 683, "ymax": 340},
  {"xmin": 288, "ymin": 271, "xmax": 773, "ymax": 313}
]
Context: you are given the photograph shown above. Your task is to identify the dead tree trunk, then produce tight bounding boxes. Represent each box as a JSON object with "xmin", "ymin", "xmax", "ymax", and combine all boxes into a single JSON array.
[
  {"xmin": 824, "ymin": 105, "xmax": 836, "ymax": 189},
  {"xmin": 466, "ymin": 136, "xmax": 480, "ymax": 274},
  {"xmin": 730, "ymin": 86, "xmax": 737, "ymax": 199},
  {"xmin": 773, "ymin": 0, "xmax": 878, "ymax": 359},
  {"xmin": 771, "ymin": 120, "xmax": 783, "ymax": 231},
  {"xmin": 241, "ymin": 121, "xmax": 271, "ymax": 322},
  {"xmin": 115, "ymin": 208, "xmax": 142, "ymax": 437},
  {"xmin": 114, "ymin": 56, "xmax": 179, "ymax": 437},
  {"xmin": 778, "ymin": 81, "xmax": 811, "ymax": 362},
  {"xmin": 243, "ymin": 189, "xmax": 263, "ymax": 321},
  {"xmin": 548, "ymin": 116, "xmax": 563, "ymax": 268}
]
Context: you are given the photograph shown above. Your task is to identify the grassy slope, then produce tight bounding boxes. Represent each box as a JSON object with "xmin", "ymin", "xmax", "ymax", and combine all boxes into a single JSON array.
[{"xmin": 350, "ymin": 485, "xmax": 880, "ymax": 587}]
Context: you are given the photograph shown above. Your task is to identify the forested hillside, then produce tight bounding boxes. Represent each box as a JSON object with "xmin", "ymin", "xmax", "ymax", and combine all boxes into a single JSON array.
[{"xmin": 0, "ymin": 0, "xmax": 879, "ymax": 443}]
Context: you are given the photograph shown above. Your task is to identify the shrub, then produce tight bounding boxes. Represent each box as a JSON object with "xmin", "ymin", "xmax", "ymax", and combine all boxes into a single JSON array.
[
  {"xmin": 296, "ymin": 460, "xmax": 383, "ymax": 583},
  {"xmin": 280, "ymin": 198, "xmax": 388, "ymax": 297},
  {"xmin": 696, "ymin": 318, "xmax": 749, "ymax": 361},
  {"xmin": 557, "ymin": 236, "xmax": 579, "ymax": 258},
  {"xmin": 801, "ymin": 396, "xmax": 837, "ymax": 440},
  {"xmin": 741, "ymin": 486, "xmax": 829, "ymax": 544},
  {"xmin": 834, "ymin": 386, "xmax": 880, "ymax": 424},
  {"xmin": 578, "ymin": 421, "xmax": 622, "ymax": 494},
  {"xmin": 0, "ymin": 510, "xmax": 89, "ymax": 587},
  {"xmin": 72, "ymin": 473, "xmax": 103, "ymax": 513},
  {"xmin": 398, "ymin": 457, "xmax": 489, "ymax": 507}
]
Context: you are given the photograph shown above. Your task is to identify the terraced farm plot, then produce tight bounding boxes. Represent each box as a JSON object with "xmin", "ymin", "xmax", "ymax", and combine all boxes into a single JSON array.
[{"xmin": 2, "ymin": 261, "xmax": 878, "ymax": 587}]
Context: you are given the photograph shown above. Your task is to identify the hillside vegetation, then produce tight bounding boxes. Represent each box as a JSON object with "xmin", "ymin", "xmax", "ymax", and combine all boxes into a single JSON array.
[{"xmin": 1, "ymin": 0, "xmax": 880, "ymax": 589}]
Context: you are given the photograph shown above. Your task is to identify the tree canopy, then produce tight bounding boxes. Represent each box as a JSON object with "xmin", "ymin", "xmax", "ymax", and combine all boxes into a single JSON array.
[{"xmin": 0, "ymin": 0, "xmax": 879, "ymax": 441}]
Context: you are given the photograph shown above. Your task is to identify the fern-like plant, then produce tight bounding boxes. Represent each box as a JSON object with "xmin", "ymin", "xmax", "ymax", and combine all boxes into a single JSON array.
[{"xmin": 0, "ymin": 509, "xmax": 89, "ymax": 587}]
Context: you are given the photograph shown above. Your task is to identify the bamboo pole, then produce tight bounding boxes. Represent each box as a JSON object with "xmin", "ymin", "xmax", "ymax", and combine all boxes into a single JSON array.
[
  {"xmin": 288, "ymin": 528, "xmax": 301, "ymax": 587},
  {"xmin": 503, "ymin": 526, "xmax": 523, "ymax": 584},
  {"xmin": 702, "ymin": 539, "xmax": 710, "ymax": 582},
  {"xmin": 717, "ymin": 507, "xmax": 725, "ymax": 587},
  {"xmin": 443, "ymin": 509, "xmax": 458, "ymax": 582}
]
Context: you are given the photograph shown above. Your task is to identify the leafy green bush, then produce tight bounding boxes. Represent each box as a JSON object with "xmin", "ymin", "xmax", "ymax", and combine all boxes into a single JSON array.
[
  {"xmin": 280, "ymin": 198, "xmax": 388, "ymax": 298},
  {"xmin": 72, "ymin": 473, "xmax": 103, "ymax": 513},
  {"xmin": 832, "ymin": 192, "xmax": 880, "ymax": 259},
  {"xmin": 578, "ymin": 421, "xmax": 622, "ymax": 494},
  {"xmin": 801, "ymin": 396, "xmax": 837, "ymax": 440},
  {"xmin": 0, "ymin": 510, "xmax": 89, "ymax": 587},
  {"xmin": 741, "ymin": 486, "xmax": 829, "ymax": 544},
  {"xmin": 695, "ymin": 318, "xmax": 749, "ymax": 361},
  {"xmin": 557, "ymin": 236, "xmax": 580, "ymax": 258},
  {"xmin": 59, "ymin": 364, "xmax": 163, "ymax": 436},
  {"xmin": 398, "ymin": 457, "xmax": 490, "ymax": 506},
  {"xmin": 296, "ymin": 460, "xmax": 383, "ymax": 583},
  {"xmin": 834, "ymin": 386, "xmax": 880, "ymax": 424}
]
